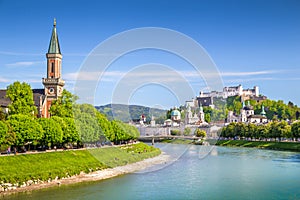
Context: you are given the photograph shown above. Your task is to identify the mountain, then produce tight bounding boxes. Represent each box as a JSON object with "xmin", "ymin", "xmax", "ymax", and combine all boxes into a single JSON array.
[{"xmin": 95, "ymin": 104, "xmax": 167, "ymax": 122}]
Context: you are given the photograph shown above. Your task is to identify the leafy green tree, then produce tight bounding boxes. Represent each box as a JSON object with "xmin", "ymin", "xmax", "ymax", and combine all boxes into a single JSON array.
[
  {"xmin": 204, "ymin": 113, "xmax": 211, "ymax": 123},
  {"xmin": 269, "ymin": 121, "xmax": 291, "ymax": 141},
  {"xmin": 38, "ymin": 118, "xmax": 63, "ymax": 148},
  {"xmin": 50, "ymin": 90, "xmax": 78, "ymax": 118},
  {"xmin": 227, "ymin": 96, "xmax": 242, "ymax": 114},
  {"xmin": 0, "ymin": 121, "xmax": 8, "ymax": 145},
  {"xmin": 0, "ymin": 110, "xmax": 7, "ymax": 121},
  {"xmin": 7, "ymin": 114, "xmax": 43, "ymax": 147},
  {"xmin": 233, "ymin": 122, "xmax": 247, "ymax": 138},
  {"xmin": 246, "ymin": 123, "xmax": 257, "ymax": 139},
  {"xmin": 6, "ymin": 81, "xmax": 36, "ymax": 115},
  {"xmin": 194, "ymin": 128, "xmax": 206, "ymax": 138},
  {"xmin": 184, "ymin": 127, "xmax": 191, "ymax": 136},
  {"xmin": 291, "ymin": 121, "xmax": 300, "ymax": 140},
  {"xmin": 170, "ymin": 129, "xmax": 181, "ymax": 136},
  {"xmin": 75, "ymin": 112, "xmax": 103, "ymax": 143},
  {"xmin": 62, "ymin": 117, "xmax": 80, "ymax": 144},
  {"xmin": 114, "ymin": 120, "xmax": 140, "ymax": 141}
]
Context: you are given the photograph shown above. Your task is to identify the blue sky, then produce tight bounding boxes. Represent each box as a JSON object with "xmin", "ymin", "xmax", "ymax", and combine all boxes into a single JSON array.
[{"xmin": 0, "ymin": 0, "xmax": 299, "ymax": 109}]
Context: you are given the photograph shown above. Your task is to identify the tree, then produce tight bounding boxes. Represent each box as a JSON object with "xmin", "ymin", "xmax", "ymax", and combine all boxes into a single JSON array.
[
  {"xmin": 0, "ymin": 121, "xmax": 8, "ymax": 145},
  {"xmin": 7, "ymin": 114, "xmax": 43, "ymax": 147},
  {"xmin": 6, "ymin": 81, "xmax": 36, "ymax": 115},
  {"xmin": 194, "ymin": 128, "xmax": 206, "ymax": 138},
  {"xmin": 170, "ymin": 129, "xmax": 181, "ymax": 136},
  {"xmin": 204, "ymin": 113, "xmax": 211, "ymax": 123},
  {"xmin": 38, "ymin": 118, "xmax": 63, "ymax": 148},
  {"xmin": 246, "ymin": 123, "xmax": 257, "ymax": 140},
  {"xmin": 269, "ymin": 121, "xmax": 291, "ymax": 141},
  {"xmin": 51, "ymin": 116, "xmax": 80, "ymax": 145},
  {"xmin": 184, "ymin": 127, "xmax": 191, "ymax": 136},
  {"xmin": 291, "ymin": 121, "xmax": 300, "ymax": 141},
  {"xmin": 50, "ymin": 90, "xmax": 78, "ymax": 118}
]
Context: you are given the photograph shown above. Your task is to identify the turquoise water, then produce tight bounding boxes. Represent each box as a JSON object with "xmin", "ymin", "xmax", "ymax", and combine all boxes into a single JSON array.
[{"xmin": 2, "ymin": 144, "xmax": 300, "ymax": 200}]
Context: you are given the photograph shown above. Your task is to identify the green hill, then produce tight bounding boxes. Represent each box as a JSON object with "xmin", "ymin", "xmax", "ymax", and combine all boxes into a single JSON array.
[{"xmin": 95, "ymin": 104, "xmax": 167, "ymax": 123}]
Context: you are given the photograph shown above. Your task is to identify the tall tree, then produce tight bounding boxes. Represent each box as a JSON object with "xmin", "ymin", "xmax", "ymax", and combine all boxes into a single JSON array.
[
  {"xmin": 50, "ymin": 90, "xmax": 78, "ymax": 118},
  {"xmin": 0, "ymin": 121, "xmax": 8, "ymax": 145},
  {"xmin": 291, "ymin": 121, "xmax": 300, "ymax": 140},
  {"xmin": 38, "ymin": 118, "xmax": 63, "ymax": 148},
  {"xmin": 6, "ymin": 81, "xmax": 36, "ymax": 115},
  {"xmin": 7, "ymin": 114, "xmax": 43, "ymax": 147}
]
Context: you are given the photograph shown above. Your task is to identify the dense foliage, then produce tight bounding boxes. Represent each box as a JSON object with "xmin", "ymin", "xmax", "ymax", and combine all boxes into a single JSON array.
[
  {"xmin": 0, "ymin": 82, "xmax": 140, "ymax": 150},
  {"xmin": 96, "ymin": 104, "xmax": 166, "ymax": 123},
  {"xmin": 6, "ymin": 81, "xmax": 36, "ymax": 115},
  {"xmin": 221, "ymin": 121, "xmax": 300, "ymax": 141},
  {"xmin": 226, "ymin": 96, "xmax": 300, "ymax": 121},
  {"xmin": 216, "ymin": 140, "xmax": 300, "ymax": 152},
  {"xmin": 194, "ymin": 128, "xmax": 206, "ymax": 138}
]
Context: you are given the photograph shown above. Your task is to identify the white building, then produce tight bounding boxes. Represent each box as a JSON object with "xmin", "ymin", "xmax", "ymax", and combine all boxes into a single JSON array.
[
  {"xmin": 227, "ymin": 101, "xmax": 267, "ymax": 124},
  {"xmin": 199, "ymin": 85, "xmax": 259, "ymax": 99}
]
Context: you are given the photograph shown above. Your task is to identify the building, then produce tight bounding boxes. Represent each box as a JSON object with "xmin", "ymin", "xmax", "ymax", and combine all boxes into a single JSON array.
[
  {"xmin": 171, "ymin": 108, "xmax": 181, "ymax": 122},
  {"xmin": 199, "ymin": 85, "xmax": 260, "ymax": 99},
  {"xmin": 184, "ymin": 103, "xmax": 207, "ymax": 125},
  {"xmin": 227, "ymin": 101, "xmax": 268, "ymax": 124},
  {"xmin": 185, "ymin": 104, "xmax": 199, "ymax": 124},
  {"xmin": 0, "ymin": 19, "xmax": 64, "ymax": 118},
  {"xmin": 185, "ymin": 84, "xmax": 264, "ymax": 112}
]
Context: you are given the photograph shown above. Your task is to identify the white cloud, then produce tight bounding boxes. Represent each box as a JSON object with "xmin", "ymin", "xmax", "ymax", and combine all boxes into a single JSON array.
[
  {"xmin": 0, "ymin": 77, "xmax": 9, "ymax": 83},
  {"xmin": 64, "ymin": 69, "xmax": 291, "ymax": 86},
  {"xmin": 0, "ymin": 51, "xmax": 43, "ymax": 56},
  {"xmin": 220, "ymin": 70, "xmax": 283, "ymax": 77},
  {"xmin": 6, "ymin": 61, "xmax": 45, "ymax": 67},
  {"xmin": 66, "ymin": 70, "xmax": 190, "ymax": 83}
]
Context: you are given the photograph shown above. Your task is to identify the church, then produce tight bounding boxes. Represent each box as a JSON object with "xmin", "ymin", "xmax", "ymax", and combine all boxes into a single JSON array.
[{"xmin": 0, "ymin": 19, "xmax": 64, "ymax": 118}]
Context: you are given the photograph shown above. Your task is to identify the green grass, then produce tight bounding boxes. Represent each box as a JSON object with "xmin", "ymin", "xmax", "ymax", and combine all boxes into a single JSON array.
[
  {"xmin": 89, "ymin": 143, "xmax": 161, "ymax": 168},
  {"xmin": 216, "ymin": 140, "xmax": 300, "ymax": 152},
  {"xmin": 0, "ymin": 143, "xmax": 160, "ymax": 185},
  {"xmin": 161, "ymin": 139, "xmax": 194, "ymax": 145}
]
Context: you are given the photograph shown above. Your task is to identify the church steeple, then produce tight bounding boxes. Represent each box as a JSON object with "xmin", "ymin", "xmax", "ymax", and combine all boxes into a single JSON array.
[
  {"xmin": 42, "ymin": 18, "xmax": 65, "ymax": 118},
  {"xmin": 48, "ymin": 18, "xmax": 61, "ymax": 54}
]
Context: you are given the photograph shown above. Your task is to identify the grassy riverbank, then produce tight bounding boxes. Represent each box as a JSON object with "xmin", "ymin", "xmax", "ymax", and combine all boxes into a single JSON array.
[
  {"xmin": 216, "ymin": 140, "xmax": 300, "ymax": 152},
  {"xmin": 0, "ymin": 143, "xmax": 160, "ymax": 186},
  {"xmin": 161, "ymin": 138, "xmax": 194, "ymax": 144}
]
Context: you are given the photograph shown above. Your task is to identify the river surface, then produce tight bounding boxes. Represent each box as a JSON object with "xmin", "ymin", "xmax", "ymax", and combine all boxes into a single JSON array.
[{"xmin": 2, "ymin": 144, "xmax": 300, "ymax": 200}]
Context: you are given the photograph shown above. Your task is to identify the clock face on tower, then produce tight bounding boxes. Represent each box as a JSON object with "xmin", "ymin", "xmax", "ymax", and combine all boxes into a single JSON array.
[{"xmin": 48, "ymin": 87, "xmax": 55, "ymax": 94}]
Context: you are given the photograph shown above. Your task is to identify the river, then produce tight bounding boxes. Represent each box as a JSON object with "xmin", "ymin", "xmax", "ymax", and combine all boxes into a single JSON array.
[{"xmin": 2, "ymin": 144, "xmax": 300, "ymax": 200}]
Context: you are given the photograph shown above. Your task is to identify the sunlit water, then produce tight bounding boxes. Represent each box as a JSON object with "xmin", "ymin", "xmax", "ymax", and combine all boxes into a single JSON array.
[{"xmin": 2, "ymin": 144, "xmax": 300, "ymax": 200}]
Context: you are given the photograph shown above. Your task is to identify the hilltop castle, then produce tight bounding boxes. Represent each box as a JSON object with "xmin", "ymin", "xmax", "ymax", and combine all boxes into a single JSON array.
[{"xmin": 0, "ymin": 19, "xmax": 64, "ymax": 118}]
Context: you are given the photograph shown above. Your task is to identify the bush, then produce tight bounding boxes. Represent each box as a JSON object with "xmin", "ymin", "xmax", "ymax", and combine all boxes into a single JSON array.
[{"xmin": 170, "ymin": 129, "xmax": 181, "ymax": 136}]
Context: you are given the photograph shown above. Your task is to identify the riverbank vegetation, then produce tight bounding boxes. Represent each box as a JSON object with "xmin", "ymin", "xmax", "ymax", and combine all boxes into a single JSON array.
[
  {"xmin": 0, "ymin": 143, "xmax": 160, "ymax": 188},
  {"xmin": 220, "ymin": 121, "xmax": 300, "ymax": 141},
  {"xmin": 216, "ymin": 140, "xmax": 300, "ymax": 152},
  {"xmin": 0, "ymin": 82, "xmax": 140, "ymax": 152}
]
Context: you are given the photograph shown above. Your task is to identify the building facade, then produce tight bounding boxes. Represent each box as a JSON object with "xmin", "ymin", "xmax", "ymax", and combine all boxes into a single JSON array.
[{"xmin": 227, "ymin": 101, "xmax": 268, "ymax": 124}]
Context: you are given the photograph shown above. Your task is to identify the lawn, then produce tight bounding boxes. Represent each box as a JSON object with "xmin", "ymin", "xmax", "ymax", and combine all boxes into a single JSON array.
[{"xmin": 0, "ymin": 143, "xmax": 160, "ymax": 185}]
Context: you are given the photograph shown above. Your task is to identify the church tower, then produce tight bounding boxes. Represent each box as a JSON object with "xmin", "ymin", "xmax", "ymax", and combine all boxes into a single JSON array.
[{"xmin": 42, "ymin": 19, "xmax": 65, "ymax": 117}]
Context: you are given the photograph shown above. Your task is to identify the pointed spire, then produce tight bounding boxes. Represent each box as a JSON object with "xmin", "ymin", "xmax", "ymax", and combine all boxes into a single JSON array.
[{"xmin": 48, "ymin": 18, "xmax": 61, "ymax": 54}]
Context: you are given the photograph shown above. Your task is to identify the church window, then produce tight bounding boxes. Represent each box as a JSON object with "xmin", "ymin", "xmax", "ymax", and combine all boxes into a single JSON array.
[{"xmin": 51, "ymin": 62, "xmax": 55, "ymax": 73}]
